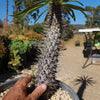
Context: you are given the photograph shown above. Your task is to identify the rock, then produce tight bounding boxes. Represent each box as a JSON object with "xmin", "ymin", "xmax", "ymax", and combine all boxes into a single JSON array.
[{"xmin": 49, "ymin": 88, "xmax": 72, "ymax": 100}]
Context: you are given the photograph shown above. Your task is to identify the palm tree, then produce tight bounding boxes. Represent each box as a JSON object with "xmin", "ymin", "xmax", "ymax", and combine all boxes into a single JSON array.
[
  {"xmin": 85, "ymin": 6, "xmax": 95, "ymax": 28},
  {"xmin": 13, "ymin": 0, "xmax": 87, "ymax": 99},
  {"xmin": 75, "ymin": 76, "xmax": 95, "ymax": 100}
]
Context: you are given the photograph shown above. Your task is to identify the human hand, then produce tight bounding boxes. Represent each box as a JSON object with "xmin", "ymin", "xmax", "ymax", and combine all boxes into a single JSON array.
[{"xmin": 2, "ymin": 75, "xmax": 47, "ymax": 100}]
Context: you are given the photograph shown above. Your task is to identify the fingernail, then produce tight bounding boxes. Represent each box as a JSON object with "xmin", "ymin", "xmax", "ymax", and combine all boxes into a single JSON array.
[{"xmin": 41, "ymin": 84, "xmax": 47, "ymax": 90}]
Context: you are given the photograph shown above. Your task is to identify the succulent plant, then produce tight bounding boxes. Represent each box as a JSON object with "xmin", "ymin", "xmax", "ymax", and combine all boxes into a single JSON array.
[
  {"xmin": 35, "ymin": 16, "xmax": 61, "ymax": 99},
  {"xmin": 12, "ymin": 0, "xmax": 86, "ymax": 99}
]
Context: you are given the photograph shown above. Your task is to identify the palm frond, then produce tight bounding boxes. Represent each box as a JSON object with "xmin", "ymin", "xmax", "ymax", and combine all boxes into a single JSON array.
[
  {"xmin": 69, "ymin": 0, "xmax": 84, "ymax": 6},
  {"xmin": 44, "ymin": 10, "xmax": 51, "ymax": 22},
  {"xmin": 62, "ymin": 0, "xmax": 83, "ymax": 6},
  {"xmin": 14, "ymin": 0, "xmax": 34, "ymax": 8},
  {"xmin": 64, "ymin": 4, "xmax": 86, "ymax": 11},
  {"xmin": 75, "ymin": 76, "xmax": 95, "ymax": 86},
  {"xmin": 34, "ymin": 9, "xmax": 48, "ymax": 23},
  {"xmin": 63, "ymin": 6, "xmax": 76, "ymax": 20},
  {"xmin": 11, "ymin": 1, "xmax": 46, "ymax": 16},
  {"xmin": 63, "ymin": 4, "xmax": 88, "ymax": 20},
  {"xmin": 44, "ymin": 0, "xmax": 51, "ymax": 5}
]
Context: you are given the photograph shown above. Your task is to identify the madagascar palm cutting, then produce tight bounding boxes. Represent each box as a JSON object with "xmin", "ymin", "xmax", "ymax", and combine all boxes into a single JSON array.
[{"xmin": 13, "ymin": 0, "xmax": 87, "ymax": 99}]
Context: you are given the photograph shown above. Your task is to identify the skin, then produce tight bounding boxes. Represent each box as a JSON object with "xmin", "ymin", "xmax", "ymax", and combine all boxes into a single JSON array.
[{"xmin": 2, "ymin": 75, "xmax": 47, "ymax": 100}]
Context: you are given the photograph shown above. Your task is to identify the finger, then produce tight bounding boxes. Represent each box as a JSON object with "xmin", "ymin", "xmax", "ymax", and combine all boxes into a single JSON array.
[
  {"xmin": 15, "ymin": 78, "xmax": 23, "ymax": 84},
  {"xmin": 29, "ymin": 84, "xmax": 47, "ymax": 100},
  {"xmin": 14, "ymin": 75, "xmax": 33, "ymax": 89},
  {"xmin": 22, "ymin": 74, "xmax": 34, "ymax": 85}
]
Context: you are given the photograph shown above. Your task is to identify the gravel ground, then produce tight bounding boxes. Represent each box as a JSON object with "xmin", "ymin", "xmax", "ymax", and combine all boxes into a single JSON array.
[{"xmin": 49, "ymin": 88, "xmax": 72, "ymax": 100}]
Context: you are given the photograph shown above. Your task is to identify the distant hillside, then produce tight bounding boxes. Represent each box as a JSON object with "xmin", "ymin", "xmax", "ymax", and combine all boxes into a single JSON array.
[{"xmin": 71, "ymin": 24, "xmax": 87, "ymax": 30}]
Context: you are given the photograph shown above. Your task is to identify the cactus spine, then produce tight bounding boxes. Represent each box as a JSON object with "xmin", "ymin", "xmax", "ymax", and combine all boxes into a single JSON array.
[{"xmin": 35, "ymin": 15, "xmax": 61, "ymax": 94}]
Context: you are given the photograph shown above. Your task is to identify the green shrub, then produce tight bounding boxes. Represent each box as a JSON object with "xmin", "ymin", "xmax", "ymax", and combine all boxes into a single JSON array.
[
  {"xmin": 61, "ymin": 29, "xmax": 73, "ymax": 41},
  {"xmin": 29, "ymin": 23, "xmax": 46, "ymax": 35},
  {"xmin": 8, "ymin": 38, "xmax": 32, "ymax": 55},
  {"xmin": 0, "ymin": 36, "xmax": 10, "ymax": 73},
  {"xmin": 8, "ymin": 38, "xmax": 32, "ymax": 72},
  {"xmin": 94, "ymin": 33, "xmax": 100, "ymax": 44},
  {"xmin": 8, "ymin": 50, "xmax": 22, "ymax": 72}
]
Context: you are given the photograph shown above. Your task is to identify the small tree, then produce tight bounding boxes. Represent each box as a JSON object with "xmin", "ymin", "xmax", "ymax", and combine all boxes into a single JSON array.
[
  {"xmin": 13, "ymin": 0, "xmax": 87, "ymax": 99},
  {"xmin": 85, "ymin": 5, "xmax": 100, "ymax": 28}
]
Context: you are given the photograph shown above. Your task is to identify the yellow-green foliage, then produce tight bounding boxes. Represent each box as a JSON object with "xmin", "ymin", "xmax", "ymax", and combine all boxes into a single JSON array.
[
  {"xmin": 8, "ymin": 38, "xmax": 32, "ymax": 55},
  {"xmin": 8, "ymin": 50, "xmax": 22, "ymax": 72},
  {"xmin": 24, "ymin": 31, "xmax": 44, "ymax": 41},
  {"xmin": 9, "ymin": 31, "xmax": 43, "ymax": 41},
  {"xmin": 9, "ymin": 34, "xmax": 28, "ymax": 41}
]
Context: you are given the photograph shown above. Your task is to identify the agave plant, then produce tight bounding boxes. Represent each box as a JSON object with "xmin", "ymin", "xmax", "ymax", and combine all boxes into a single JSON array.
[{"xmin": 12, "ymin": 0, "xmax": 87, "ymax": 99}]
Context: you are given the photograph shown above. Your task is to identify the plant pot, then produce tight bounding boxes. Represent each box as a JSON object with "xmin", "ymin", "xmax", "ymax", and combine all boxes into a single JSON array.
[
  {"xmin": 0, "ymin": 77, "xmax": 24, "ymax": 92},
  {"xmin": 84, "ymin": 42, "xmax": 92, "ymax": 49},
  {"xmin": 57, "ymin": 80, "xmax": 79, "ymax": 100},
  {"xmin": 83, "ymin": 49, "xmax": 91, "ymax": 58},
  {"xmin": 75, "ymin": 42, "xmax": 80, "ymax": 46},
  {"xmin": 0, "ymin": 78, "xmax": 79, "ymax": 100}
]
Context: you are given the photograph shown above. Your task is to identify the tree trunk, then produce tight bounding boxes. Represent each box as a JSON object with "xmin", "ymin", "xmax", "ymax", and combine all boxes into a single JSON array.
[{"xmin": 35, "ymin": 15, "xmax": 61, "ymax": 99}]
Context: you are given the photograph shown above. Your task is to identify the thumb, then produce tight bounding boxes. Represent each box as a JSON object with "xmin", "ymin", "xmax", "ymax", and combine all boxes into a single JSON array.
[{"xmin": 29, "ymin": 84, "xmax": 47, "ymax": 100}]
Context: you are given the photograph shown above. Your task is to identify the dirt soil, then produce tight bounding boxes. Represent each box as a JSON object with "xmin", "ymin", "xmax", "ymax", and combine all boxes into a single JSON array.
[
  {"xmin": 0, "ymin": 34, "xmax": 100, "ymax": 100},
  {"xmin": 56, "ymin": 35, "xmax": 100, "ymax": 100}
]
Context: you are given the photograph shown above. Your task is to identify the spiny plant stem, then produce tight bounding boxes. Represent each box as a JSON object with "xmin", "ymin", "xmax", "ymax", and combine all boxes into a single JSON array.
[{"xmin": 35, "ymin": 15, "xmax": 61, "ymax": 99}]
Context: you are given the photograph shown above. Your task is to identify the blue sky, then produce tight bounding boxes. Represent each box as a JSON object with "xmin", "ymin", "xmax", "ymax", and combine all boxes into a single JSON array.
[{"xmin": 0, "ymin": 0, "xmax": 100, "ymax": 25}]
